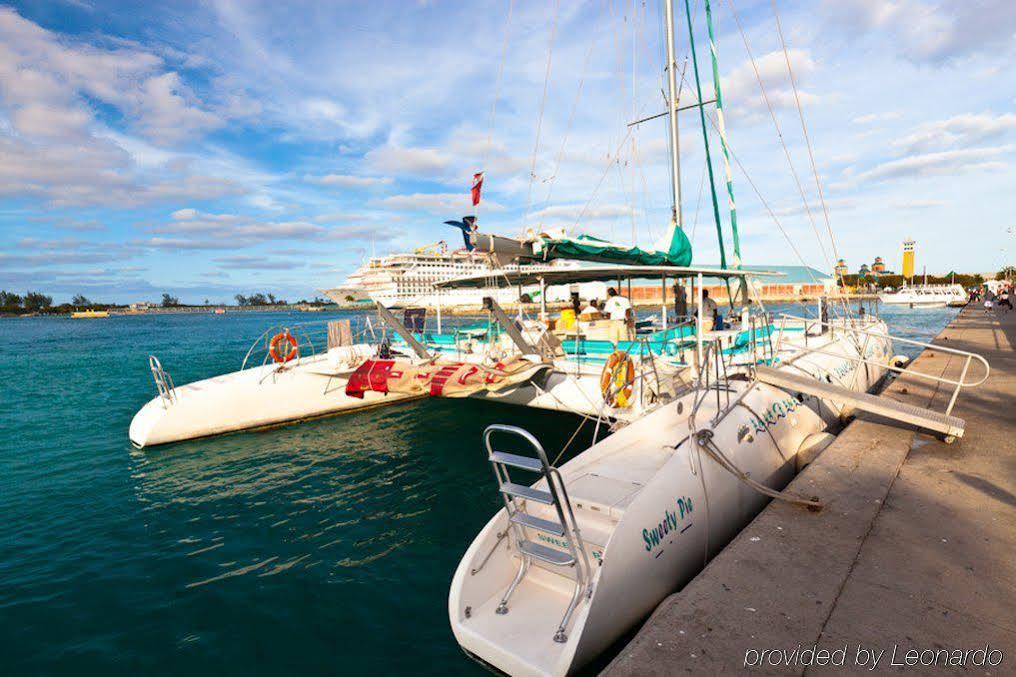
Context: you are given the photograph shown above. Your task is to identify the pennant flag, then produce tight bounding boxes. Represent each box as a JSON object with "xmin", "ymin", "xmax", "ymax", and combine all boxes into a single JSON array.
[{"xmin": 471, "ymin": 172, "xmax": 484, "ymax": 206}]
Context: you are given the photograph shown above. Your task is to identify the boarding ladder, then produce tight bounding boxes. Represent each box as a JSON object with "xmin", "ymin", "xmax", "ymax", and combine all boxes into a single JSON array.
[
  {"xmin": 148, "ymin": 355, "xmax": 176, "ymax": 408},
  {"xmin": 484, "ymin": 424, "xmax": 592, "ymax": 643},
  {"xmin": 755, "ymin": 366, "xmax": 967, "ymax": 439},
  {"xmin": 764, "ymin": 314, "xmax": 991, "ymax": 441}
]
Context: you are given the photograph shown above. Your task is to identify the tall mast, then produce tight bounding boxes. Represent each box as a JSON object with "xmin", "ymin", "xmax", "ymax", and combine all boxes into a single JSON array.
[
  {"xmin": 664, "ymin": 0, "xmax": 682, "ymax": 229},
  {"xmin": 683, "ymin": 0, "xmax": 726, "ymax": 271},
  {"xmin": 704, "ymin": 0, "xmax": 740, "ymax": 267}
]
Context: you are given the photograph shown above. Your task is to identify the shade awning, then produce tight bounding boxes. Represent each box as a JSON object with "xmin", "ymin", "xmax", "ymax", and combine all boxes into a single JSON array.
[{"xmin": 436, "ymin": 265, "xmax": 784, "ymax": 290}]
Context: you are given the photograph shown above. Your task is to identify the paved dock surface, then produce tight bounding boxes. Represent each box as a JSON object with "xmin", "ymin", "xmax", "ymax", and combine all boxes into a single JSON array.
[{"xmin": 604, "ymin": 306, "xmax": 1015, "ymax": 675}]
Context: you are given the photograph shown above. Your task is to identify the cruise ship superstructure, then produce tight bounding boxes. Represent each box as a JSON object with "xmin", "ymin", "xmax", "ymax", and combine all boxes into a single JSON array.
[{"xmin": 324, "ymin": 248, "xmax": 592, "ymax": 309}]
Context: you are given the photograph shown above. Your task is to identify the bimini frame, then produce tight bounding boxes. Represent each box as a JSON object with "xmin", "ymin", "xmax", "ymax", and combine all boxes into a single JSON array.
[{"xmin": 437, "ymin": 264, "xmax": 784, "ymax": 366}]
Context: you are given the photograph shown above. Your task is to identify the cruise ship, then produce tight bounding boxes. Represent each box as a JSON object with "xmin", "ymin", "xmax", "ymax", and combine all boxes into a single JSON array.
[{"xmin": 323, "ymin": 246, "xmax": 589, "ymax": 309}]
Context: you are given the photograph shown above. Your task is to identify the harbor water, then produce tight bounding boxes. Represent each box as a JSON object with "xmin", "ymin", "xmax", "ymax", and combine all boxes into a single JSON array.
[{"xmin": 0, "ymin": 304, "xmax": 958, "ymax": 673}]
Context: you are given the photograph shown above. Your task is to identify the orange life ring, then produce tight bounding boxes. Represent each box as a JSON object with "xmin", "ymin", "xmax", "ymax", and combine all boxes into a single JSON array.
[
  {"xmin": 269, "ymin": 331, "xmax": 299, "ymax": 363},
  {"xmin": 599, "ymin": 350, "xmax": 635, "ymax": 408}
]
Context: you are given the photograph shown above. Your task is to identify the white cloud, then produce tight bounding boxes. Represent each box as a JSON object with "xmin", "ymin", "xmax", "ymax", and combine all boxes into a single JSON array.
[
  {"xmin": 851, "ymin": 146, "xmax": 1012, "ymax": 183},
  {"xmin": 529, "ymin": 203, "xmax": 635, "ymax": 221},
  {"xmin": 135, "ymin": 72, "xmax": 223, "ymax": 145},
  {"xmin": 379, "ymin": 192, "xmax": 503, "ymax": 214},
  {"xmin": 723, "ymin": 49, "xmax": 819, "ymax": 120},
  {"xmin": 304, "ymin": 173, "xmax": 393, "ymax": 188},
  {"xmin": 824, "ymin": 0, "xmax": 1016, "ymax": 62},
  {"xmin": 894, "ymin": 112, "xmax": 1016, "ymax": 154},
  {"xmin": 852, "ymin": 111, "xmax": 902, "ymax": 125},
  {"xmin": 365, "ymin": 145, "xmax": 451, "ymax": 173}
]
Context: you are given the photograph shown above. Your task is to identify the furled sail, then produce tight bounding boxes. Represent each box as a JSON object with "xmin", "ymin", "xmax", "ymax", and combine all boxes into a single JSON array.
[{"xmin": 531, "ymin": 220, "xmax": 693, "ymax": 267}]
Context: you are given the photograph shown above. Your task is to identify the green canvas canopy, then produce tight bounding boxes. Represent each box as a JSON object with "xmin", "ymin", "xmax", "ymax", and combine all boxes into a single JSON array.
[{"xmin": 531, "ymin": 227, "xmax": 693, "ymax": 267}]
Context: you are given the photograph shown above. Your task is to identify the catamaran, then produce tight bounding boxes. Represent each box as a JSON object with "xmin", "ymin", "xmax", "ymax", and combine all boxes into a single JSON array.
[{"xmin": 443, "ymin": 1, "xmax": 989, "ymax": 675}]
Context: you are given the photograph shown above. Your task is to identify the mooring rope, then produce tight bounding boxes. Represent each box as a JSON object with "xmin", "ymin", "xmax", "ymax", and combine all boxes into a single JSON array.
[{"xmin": 693, "ymin": 428, "xmax": 823, "ymax": 509}]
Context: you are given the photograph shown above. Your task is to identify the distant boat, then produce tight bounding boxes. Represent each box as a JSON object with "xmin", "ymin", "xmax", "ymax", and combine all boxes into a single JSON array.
[
  {"xmin": 878, "ymin": 284, "xmax": 966, "ymax": 308},
  {"xmin": 71, "ymin": 309, "xmax": 109, "ymax": 318},
  {"xmin": 214, "ymin": 308, "xmax": 226, "ymax": 315}
]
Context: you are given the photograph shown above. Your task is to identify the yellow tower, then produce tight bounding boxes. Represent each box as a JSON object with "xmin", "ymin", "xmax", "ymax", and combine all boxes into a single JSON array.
[{"xmin": 902, "ymin": 239, "xmax": 915, "ymax": 280}]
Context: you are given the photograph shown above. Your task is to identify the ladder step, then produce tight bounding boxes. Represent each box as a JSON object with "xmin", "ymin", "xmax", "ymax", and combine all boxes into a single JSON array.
[
  {"xmin": 500, "ymin": 482, "xmax": 554, "ymax": 504},
  {"xmin": 490, "ymin": 451, "xmax": 543, "ymax": 472},
  {"xmin": 510, "ymin": 512, "xmax": 565, "ymax": 536},
  {"xmin": 519, "ymin": 539, "xmax": 575, "ymax": 566}
]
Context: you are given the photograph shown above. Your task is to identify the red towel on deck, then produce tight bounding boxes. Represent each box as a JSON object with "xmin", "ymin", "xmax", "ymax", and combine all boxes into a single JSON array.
[{"xmin": 345, "ymin": 359, "xmax": 395, "ymax": 398}]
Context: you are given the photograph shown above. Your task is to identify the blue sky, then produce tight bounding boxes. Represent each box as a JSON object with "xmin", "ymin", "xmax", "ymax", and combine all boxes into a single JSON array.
[{"xmin": 1, "ymin": 0, "xmax": 1013, "ymax": 303}]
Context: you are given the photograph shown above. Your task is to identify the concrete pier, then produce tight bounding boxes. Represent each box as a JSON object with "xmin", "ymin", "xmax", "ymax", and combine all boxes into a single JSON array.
[{"xmin": 604, "ymin": 306, "xmax": 1015, "ymax": 675}]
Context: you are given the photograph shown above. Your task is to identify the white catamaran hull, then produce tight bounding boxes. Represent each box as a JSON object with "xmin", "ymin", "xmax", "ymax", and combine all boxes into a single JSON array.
[
  {"xmin": 129, "ymin": 345, "xmax": 418, "ymax": 448},
  {"xmin": 449, "ymin": 322, "xmax": 891, "ymax": 675}
]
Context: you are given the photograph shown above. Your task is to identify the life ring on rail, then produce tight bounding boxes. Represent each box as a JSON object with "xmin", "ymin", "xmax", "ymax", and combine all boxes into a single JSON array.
[
  {"xmin": 599, "ymin": 350, "xmax": 635, "ymax": 408},
  {"xmin": 269, "ymin": 331, "xmax": 299, "ymax": 363}
]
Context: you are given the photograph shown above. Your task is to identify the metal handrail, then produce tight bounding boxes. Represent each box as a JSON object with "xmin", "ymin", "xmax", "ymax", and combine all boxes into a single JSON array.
[{"xmin": 774, "ymin": 313, "xmax": 990, "ymax": 389}]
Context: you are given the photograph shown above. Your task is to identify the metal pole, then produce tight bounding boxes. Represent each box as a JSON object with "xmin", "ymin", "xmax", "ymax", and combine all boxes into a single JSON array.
[
  {"xmin": 661, "ymin": 276, "xmax": 668, "ymax": 331},
  {"xmin": 436, "ymin": 287, "xmax": 443, "ymax": 334},
  {"xmin": 539, "ymin": 276, "xmax": 547, "ymax": 321},
  {"xmin": 664, "ymin": 0, "xmax": 683, "ymax": 228},
  {"xmin": 696, "ymin": 272, "xmax": 704, "ymax": 365}
]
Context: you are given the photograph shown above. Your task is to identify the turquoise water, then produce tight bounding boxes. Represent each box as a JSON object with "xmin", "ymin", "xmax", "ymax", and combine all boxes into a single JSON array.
[{"xmin": 0, "ymin": 304, "xmax": 957, "ymax": 673}]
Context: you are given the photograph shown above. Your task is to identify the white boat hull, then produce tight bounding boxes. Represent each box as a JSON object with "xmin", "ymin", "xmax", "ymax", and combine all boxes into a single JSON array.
[
  {"xmin": 129, "ymin": 345, "xmax": 419, "ymax": 448},
  {"xmin": 449, "ymin": 321, "xmax": 892, "ymax": 675}
]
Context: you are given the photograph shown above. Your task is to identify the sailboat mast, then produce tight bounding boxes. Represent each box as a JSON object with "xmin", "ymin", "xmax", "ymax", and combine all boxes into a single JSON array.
[{"xmin": 664, "ymin": 0, "xmax": 683, "ymax": 228}]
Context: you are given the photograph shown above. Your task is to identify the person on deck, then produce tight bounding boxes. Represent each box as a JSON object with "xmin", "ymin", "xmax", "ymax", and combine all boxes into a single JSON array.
[
  {"xmin": 700, "ymin": 289, "xmax": 718, "ymax": 318},
  {"xmin": 579, "ymin": 299, "xmax": 601, "ymax": 319},
  {"xmin": 604, "ymin": 288, "xmax": 634, "ymax": 342},
  {"xmin": 604, "ymin": 288, "xmax": 632, "ymax": 322},
  {"xmin": 672, "ymin": 283, "xmax": 688, "ymax": 320}
]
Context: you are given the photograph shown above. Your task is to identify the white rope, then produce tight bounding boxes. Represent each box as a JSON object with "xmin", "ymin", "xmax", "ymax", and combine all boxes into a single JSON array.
[{"xmin": 694, "ymin": 428, "xmax": 823, "ymax": 508}]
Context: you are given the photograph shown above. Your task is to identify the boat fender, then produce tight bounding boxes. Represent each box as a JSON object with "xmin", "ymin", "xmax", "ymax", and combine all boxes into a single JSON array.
[
  {"xmin": 889, "ymin": 354, "xmax": 910, "ymax": 369},
  {"xmin": 600, "ymin": 350, "xmax": 634, "ymax": 408},
  {"xmin": 269, "ymin": 331, "xmax": 299, "ymax": 363},
  {"xmin": 796, "ymin": 432, "xmax": 836, "ymax": 471}
]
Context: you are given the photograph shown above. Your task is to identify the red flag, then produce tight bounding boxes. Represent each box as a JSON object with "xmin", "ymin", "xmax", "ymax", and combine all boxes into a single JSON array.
[{"xmin": 471, "ymin": 172, "xmax": 484, "ymax": 206}]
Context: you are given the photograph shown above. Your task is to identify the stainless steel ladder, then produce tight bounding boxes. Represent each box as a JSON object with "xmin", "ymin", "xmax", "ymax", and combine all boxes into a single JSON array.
[
  {"xmin": 484, "ymin": 424, "xmax": 592, "ymax": 643},
  {"xmin": 148, "ymin": 355, "xmax": 176, "ymax": 408}
]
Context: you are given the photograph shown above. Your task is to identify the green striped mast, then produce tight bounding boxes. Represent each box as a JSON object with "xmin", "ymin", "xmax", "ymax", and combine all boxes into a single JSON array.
[
  {"xmin": 707, "ymin": 1, "xmax": 739, "ymax": 258},
  {"xmin": 707, "ymin": 0, "xmax": 747, "ymax": 300},
  {"xmin": 682, "ymin": 0, "xmax": 733, "ymax": 302},
  {"xmin": 683, "ymin": 0, "xmax": 725, "ymax": 267}
]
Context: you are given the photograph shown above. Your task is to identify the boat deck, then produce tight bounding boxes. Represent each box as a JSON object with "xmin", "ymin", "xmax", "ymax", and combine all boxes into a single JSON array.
[{"xmin": 604, "ymin": 305, "xmax": 1016, "ymax": 674}]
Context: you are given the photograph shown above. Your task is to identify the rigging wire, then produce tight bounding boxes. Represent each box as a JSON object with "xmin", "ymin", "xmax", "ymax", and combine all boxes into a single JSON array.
[
  {"xmin": 704, "ymin": 111, "xmax": 820, "ymax": 285},
  {"xmin": 538, "ymin": 34, "xmax": 599, "ymax": 231},
  {"xmin": 523, "ymin": 0, "xmax": 562, "ymax": 235},
  {"xmin": 770, "ymin": 0, "xmax": 847, "ymax": 293},
  {"xmin": 723, "ymin": 0, "xmax": 830, "ymax": 271},
  {"xmin": 478, "ymin": 0, "xmax": 515, "ymax": 224}
]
